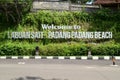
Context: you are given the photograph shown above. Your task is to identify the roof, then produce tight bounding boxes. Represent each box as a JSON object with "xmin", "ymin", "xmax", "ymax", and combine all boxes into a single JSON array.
[{"xmin": 94, "ymin": 0, "xmax": 120, "ymax": 4}]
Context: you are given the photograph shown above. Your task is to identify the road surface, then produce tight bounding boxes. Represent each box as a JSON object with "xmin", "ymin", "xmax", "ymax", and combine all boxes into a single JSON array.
[{"xmin": 0, "ymin": 59, "xmax": 120, "ymax": 80}]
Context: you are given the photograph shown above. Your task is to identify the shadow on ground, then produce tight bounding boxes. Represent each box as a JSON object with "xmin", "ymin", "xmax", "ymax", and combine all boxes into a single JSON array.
[{"xmin": 12, "ymin": 76, "xmax": 68, "ymax": 80}]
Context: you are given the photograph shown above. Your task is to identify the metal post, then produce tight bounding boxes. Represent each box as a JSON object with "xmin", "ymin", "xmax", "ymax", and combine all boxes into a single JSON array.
[
  {"xmin": 88, "ymin": 50, "xmax": 92, "ymax": 57},
  {"xmin": 112, "ymin": 56, "xmax": 116, "ymax": 65},
  {"xmin": 35, "ymin": 46, "xmax": 39, "ymax": 56}
]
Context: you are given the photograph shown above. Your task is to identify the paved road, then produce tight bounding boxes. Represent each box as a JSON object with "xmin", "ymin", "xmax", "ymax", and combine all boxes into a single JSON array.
[{"xmin": 0, "ymin": 59, "xmax": 120, "ymax": 80}]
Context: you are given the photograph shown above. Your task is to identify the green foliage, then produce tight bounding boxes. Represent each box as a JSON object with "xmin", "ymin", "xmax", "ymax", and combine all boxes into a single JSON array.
[
  {"xmin": 22, "ymin": 11, "xmax": 90, "ymax": 26},
  {"xmin": 91, "ymin": 44, "xmax": 120, "ymax": 56},
  {"xmin": 90, "ymin": 9, "xmax": 120, "ymax": 31},
  {"xmin": 1, "ymin": 9, "xmax": 120, "ymax": 56},
  {"xmin": 0, "ymin": 41, "xmax": 36, "ymax": 56},
  {"xmin": 1, "ymin": 10, "xmax": 120, "ymax": 43},
  {"xmin": 0, "ymin": 42, "xmax": 120, "ymax": 56},
  {"xmin": 0, "ymin": 0, "xmax": 33, "ymax": 24},
  {"xmin": 39, "ymin": 43, "xmax": 88, "ymax": 56},
  {"xmin": 89, "ymin": 9, "xmax": 120, "ymax": 42}
]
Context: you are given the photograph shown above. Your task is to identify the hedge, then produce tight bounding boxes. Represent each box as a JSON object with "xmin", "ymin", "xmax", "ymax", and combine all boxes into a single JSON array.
[
  {"xmin": 91, "ymin": 44, "xmax": 120, "ymax": 56},
  {"xmin": 0, "ymin": 42, "xmax": 120, "ymax": 56}
]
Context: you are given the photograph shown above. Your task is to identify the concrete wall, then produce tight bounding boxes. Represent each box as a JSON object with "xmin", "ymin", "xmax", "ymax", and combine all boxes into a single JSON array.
[
  {"xmin": 32, "ymin": 1, "xmax": 69, "ymax": 11},
  {"xmin": 32, "ymin": 1, "xmax": 99, "ymax": 11}
]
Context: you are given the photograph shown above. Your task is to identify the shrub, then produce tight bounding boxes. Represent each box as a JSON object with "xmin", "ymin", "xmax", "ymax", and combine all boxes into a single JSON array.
[
  {"xmin": 1, "ymin": 42, "xmax": 120, "ymax": 56},
  {"xmin": 0, "ymin": 41, "xmax": 35, "ymax": 56},
  {"xmin": 22, "ymin": 11, "xmax": 90, "ymax": 26},
  {"xmin": 91, "ymin": 44, "xmax": 120, "ymax": 56}
]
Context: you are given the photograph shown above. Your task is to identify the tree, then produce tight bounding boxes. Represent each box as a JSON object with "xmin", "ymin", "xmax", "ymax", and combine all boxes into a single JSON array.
[{"xmin": 0, "ymin": 0, "xmax": 33, "ymax": 25}]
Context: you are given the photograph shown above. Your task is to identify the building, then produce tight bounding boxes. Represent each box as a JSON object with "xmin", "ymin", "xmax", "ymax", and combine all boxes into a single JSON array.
[{"xmin": 94, "ymin": 0, "xmax": 120, "ymax": 9}]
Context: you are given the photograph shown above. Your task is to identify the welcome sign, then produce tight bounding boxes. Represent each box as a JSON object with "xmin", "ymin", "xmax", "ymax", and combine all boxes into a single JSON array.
[{"xmin": 8, "ymin": 24, "xmax": 112, "ymax": 39}]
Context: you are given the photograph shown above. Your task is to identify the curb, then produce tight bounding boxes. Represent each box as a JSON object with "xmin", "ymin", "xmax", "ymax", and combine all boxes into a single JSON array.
[{"xmin": 0, "ymin": 56, "xmax": 120, "ymax": 60}]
